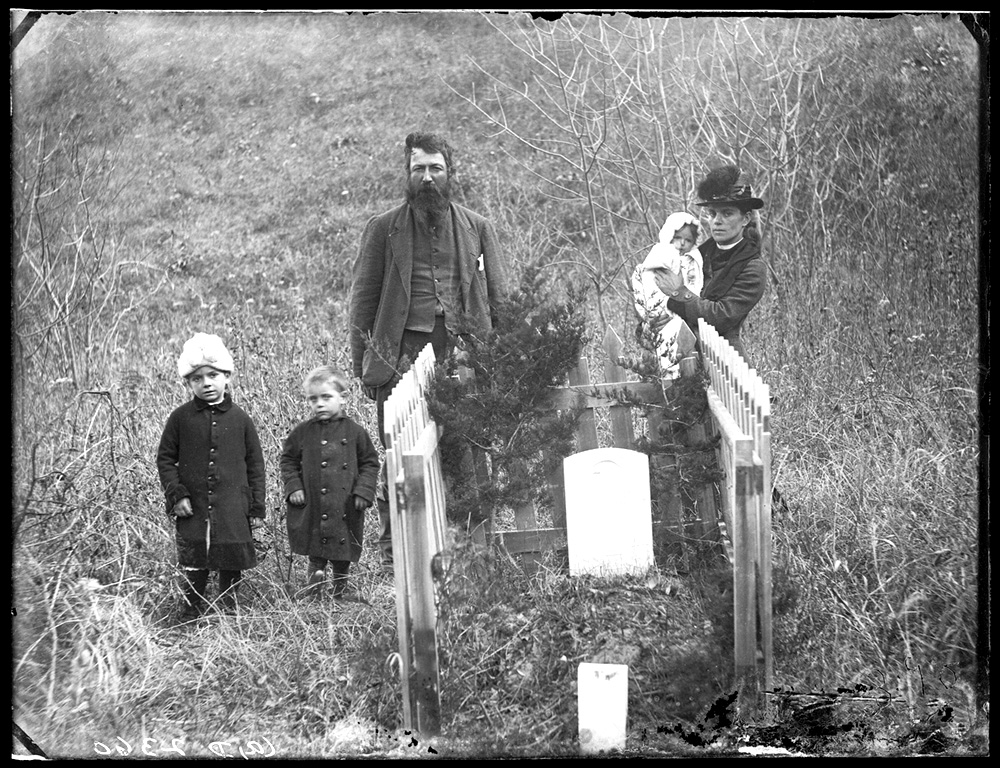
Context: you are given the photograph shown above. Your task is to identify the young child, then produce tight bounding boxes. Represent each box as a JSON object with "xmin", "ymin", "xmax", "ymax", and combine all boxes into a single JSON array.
[
  {"xmin": 156, "ymin": 333, "xmax": 266, "ymax": 620},
  {"xmin": 279, "ymin": 366, "xmax": 380, "ymax": 599},
  {"xmin": 631, "ymin": 211, "xmax": 705, "ymax": 378}
]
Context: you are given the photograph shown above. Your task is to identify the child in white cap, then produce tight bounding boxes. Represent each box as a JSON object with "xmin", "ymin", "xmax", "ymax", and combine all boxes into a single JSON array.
[
  {"xmin": 631, "ymin": 212, "xmax": 704, "ymax": 378},
  {"xmin": 279, "ymin": 366, "xmax": 380, "ymax": 600},
  {"xmin": 156, "ymin": 332, "xmax": 266, "ymax": 620}
]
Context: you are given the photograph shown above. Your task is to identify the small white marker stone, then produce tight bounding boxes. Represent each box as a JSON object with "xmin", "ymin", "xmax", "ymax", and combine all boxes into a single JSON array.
[{"xmin": 578, "ymin": 662, "xmax": 628, "ymax": 754}]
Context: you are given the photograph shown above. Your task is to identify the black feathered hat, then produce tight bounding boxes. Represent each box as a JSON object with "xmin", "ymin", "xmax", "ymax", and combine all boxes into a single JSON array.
[{"xmin": 695, "ymin": 165, "xmax": 764, "ymax": 210}]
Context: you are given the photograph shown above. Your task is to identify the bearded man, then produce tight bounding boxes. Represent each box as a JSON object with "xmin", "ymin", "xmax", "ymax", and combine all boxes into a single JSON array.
[{"xmin": 349, "ymin": 131, "xmax": 510, "ymax": 568}]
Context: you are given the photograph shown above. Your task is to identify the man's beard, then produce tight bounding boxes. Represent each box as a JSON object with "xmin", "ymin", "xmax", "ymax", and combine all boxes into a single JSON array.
[{"xmin": 407, "ymin": 178, "xmax": 451, "ymax": 222}]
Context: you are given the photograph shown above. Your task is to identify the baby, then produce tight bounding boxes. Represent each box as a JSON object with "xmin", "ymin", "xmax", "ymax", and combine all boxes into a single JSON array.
[{"xmin": 631, "ymin": 212, "xmax": 704, "ymax": 378}]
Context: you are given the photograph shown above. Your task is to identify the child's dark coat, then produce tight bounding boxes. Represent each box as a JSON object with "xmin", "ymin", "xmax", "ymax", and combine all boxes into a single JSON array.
[
  {"xmin": 279, "ymin": 414, "xmax": 380, "ymax": 562},
  {"xmin": 156, "ymin": 394, "xmax": 266, "ymax": 570}
]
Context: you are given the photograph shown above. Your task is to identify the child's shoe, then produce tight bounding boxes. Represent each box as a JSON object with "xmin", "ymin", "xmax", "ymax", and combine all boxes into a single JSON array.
[
  {"xmin": 305, "ymin": 569, "xmax": 326, "ymax": 598},
  {"xmin": 218, "ymin": 570, "xmax": 242, "ymax": 614},
  {"xmin": 177, "ymin": 599, "xmax": 204, "ymax": 624},
  {"xmin": 219, "ymin": 590, "xmax": 239, "ymax": 614},
  {"xmin": 178, "ymin": 570, "xmax": 209, "ymax": 623}
]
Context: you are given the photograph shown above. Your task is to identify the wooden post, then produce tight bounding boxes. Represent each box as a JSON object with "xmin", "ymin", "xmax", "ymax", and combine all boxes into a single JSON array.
[
  {"xmin": 679, "ymin": 355, "xmax": 720, "ymax": 548},
  {"xmin": 403, "ymin": 445, "xmax": 442, "ymax": 735},
  {"xmin": 752, "ymin": 378, "xmax": 773, "ymax": 695},
  {"xmin": 654, "ymin": 359, "xmax": 697, "ymax": 562},
  {"xmin": 456, "ymin": 363, "xmax": 492, "ymax": 544},
  {"xmin": 571, "ymin": 356, "xmax": 599, "ymax": 451},
  {"xmin": 602, "ymin": 326, "xmax": 634, "ymax": 449},
  {"xmin": 733, "ymin": 462, "xmax": 760, "ymax": 716},
  {"xmin": 391, "ymin": 466, "xmax": 414, "ymax": 729},
  {"xmin": 514, "ymin": 502, "xmax": 541, "ymax": 575},
  {"xmin": 550, "ymin": 355, "xmax": 597, "ymax": 531}
]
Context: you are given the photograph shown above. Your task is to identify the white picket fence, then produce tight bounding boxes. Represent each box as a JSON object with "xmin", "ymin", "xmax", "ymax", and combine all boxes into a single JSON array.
[
  {"xmin": 382, "ymin": 323, "xmax": 774, "ymax": 725},
  {"xmin": 382, "ymin": 342, "xmax": 447, "ymax": 735},
  {"xmin": 698, "ymin": 318, "xmax": 774, "ymax": 708}
]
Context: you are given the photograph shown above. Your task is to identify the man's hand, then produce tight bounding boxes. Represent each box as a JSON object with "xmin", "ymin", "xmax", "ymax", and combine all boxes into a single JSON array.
[
  {"xmin": 289, "ymin": 490, "xmax": 306, "ymax": 506},
  {"xmin": 354, "ymin": 495, "xmax": 369, "ymax": 512},
  {"xmin": 172, "ymin": 497, "xmax": 193, "ymax": 518}
]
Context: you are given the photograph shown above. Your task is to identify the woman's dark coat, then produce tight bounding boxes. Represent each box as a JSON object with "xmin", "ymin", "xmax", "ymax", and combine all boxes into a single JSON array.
[
  {"xmin": 666, "ymin": 235, "xmax": 766, "ymax": 362},
  {"xmin": 156, "ymin": 394, "xmax": 266, "ymax": 570},
  {"xmin": 279, "ymin": 414, "xmax": 380, "ymax": 563}
]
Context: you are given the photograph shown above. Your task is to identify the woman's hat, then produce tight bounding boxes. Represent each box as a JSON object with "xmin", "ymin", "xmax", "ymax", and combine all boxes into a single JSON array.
[
  {"xmin": 695, "ymin": 164, "xmax": 764, "ymax": 210},
  {"xmin": 177, "ymin": 333, "xmax": 235, "ymax": 378}
]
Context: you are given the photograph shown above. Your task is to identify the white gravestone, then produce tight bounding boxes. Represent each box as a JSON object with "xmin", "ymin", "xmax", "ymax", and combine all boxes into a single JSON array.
[
  {"xmin": 564, "ymin": 448, "xmax": 654, "ymax": 576},
  {"xmin": 578, "ymin": 662, "xmax": 629, "ymax": 753}
]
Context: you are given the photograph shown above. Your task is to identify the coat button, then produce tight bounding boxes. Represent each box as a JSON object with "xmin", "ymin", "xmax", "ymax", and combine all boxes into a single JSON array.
[
  {"xmin": 322, "ymin": 538, "xmax": 328, "ymax": 544},
  {"xmin": 341, "ymin": 438, "xmax": 347, "ymax": 445},
  {"xmin": 340, "ymin": 538, "xmax": 346, "ymax": 544},
  {"xmin": 321, "ymin": 440, "xmax": 328, "ymax": 445},
  {"xmin": 321, "ymin": 488, "xmax": 328, "ymax": 494},
  {"xmin": 321, "ymin": 461, "xmax": 328, "ymax": 468},
  {"xmin": 321, "ymin": 514, "xmax": 329, "ymax": 520},
  {"xmin": 342, "ymin": 463, "xmax": 348, "ymax": 470}
]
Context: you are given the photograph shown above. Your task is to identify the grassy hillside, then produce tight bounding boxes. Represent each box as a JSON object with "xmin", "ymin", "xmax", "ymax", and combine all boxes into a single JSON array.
[{"xmin": 12, "ymin": 10, "xmax": 986, "ymax": 758}]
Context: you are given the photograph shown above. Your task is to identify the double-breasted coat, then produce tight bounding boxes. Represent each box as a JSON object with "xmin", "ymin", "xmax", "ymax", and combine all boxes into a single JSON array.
[
  {"xmin": 279, "ymin": 414, "xmax": 381, "ymax": 563},
  {"xmin": 156, "ymin": 394, "xmax": 266, "ymax": 571}
]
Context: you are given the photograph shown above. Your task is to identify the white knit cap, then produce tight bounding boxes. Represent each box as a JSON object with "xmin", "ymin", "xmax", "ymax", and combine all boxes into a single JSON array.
[{"xmin": 177, "ymin": 333, "xmax": 235, "ymax": 378}]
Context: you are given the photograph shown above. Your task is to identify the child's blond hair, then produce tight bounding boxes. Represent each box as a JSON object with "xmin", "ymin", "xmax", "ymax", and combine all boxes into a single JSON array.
[{"xmin": 303, "ymin": 366, "xmax": 350, "ymax": 393}]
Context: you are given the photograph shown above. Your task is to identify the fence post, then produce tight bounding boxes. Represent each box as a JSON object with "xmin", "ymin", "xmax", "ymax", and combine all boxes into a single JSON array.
[
  {"xmin": 514, "ymin": 501, "xmax": 541, "ymax": 575},
  {"xmin": 402, "ymin": 449, "xmax": 442, "ymax": 735},
  {"xmin": 549, "ymin": 354, "xmax": 597, "ymax": 531},
  {"xmin": 602, "ymin": 326, "xmax": 634, "ymax": 449},
  {"xmin": 679, "ymin": 355, "xmax": 720, "ymax": 550},
  {"xmin": 733, "ymin": 461, "xmax": 760, "ymax": 716}
]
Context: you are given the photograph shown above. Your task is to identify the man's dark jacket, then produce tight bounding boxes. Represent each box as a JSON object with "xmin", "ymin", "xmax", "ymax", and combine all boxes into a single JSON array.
[{"xmin": 349, "ymin": 201, "xmax": 510, "ymax": 386}]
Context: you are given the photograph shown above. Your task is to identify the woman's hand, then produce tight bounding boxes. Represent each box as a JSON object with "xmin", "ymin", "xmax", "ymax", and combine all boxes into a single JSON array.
[
  {"xmin": 289, "ymin": 490, "xmax": 306, "ymax": 506},
  {"xmin": 651, "ymin": 267, "xmax": 684, "ymax": 296}
]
